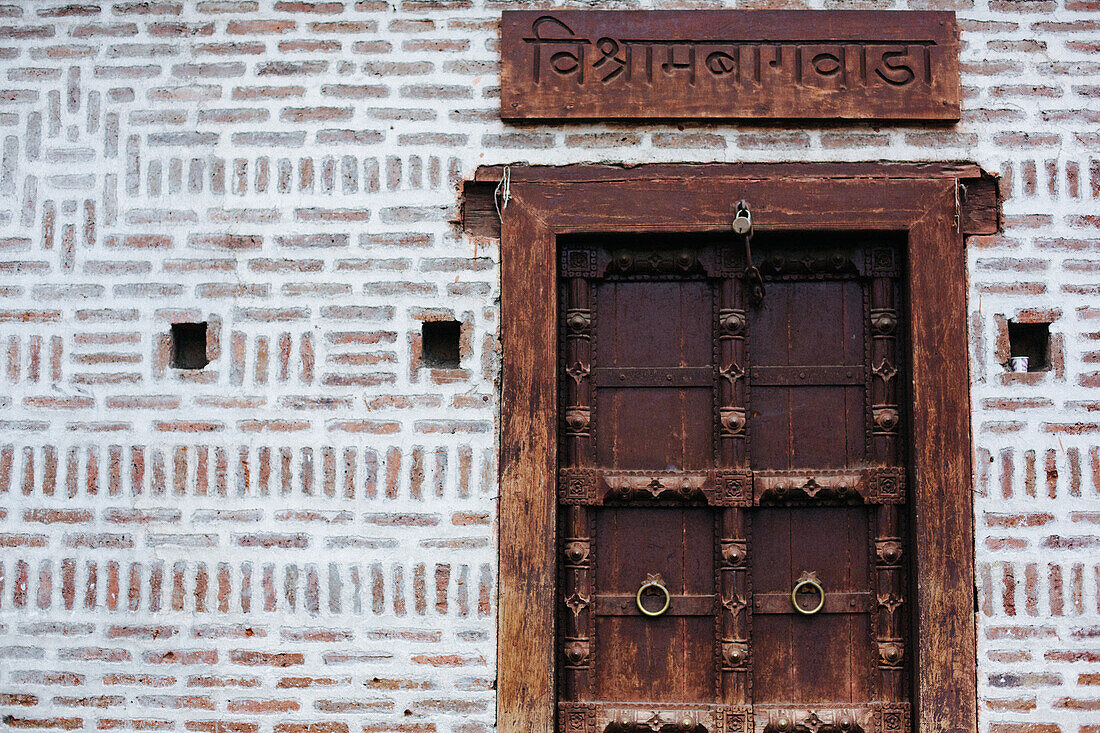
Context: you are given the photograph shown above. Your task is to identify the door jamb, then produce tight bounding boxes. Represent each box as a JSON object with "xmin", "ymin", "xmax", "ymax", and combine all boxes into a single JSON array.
[{"xmin": 496, "ymin": 164, "xmax": 978, "ymax": 733}]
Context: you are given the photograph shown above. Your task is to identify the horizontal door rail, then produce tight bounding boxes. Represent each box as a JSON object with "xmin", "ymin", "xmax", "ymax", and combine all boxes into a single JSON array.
[
  {"xmin": 754, "ymin": 468, "xmax": 905, "ymax": 505},
  {"xmin": 558, "ymin": 701, "xmax": 910, "ymax": 733},
  {"xmin": 558, "ymin": 467, "xmax": 905, "ymax": 506}
]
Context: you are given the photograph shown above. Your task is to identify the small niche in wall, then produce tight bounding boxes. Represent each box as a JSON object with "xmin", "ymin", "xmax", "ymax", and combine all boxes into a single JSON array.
[
  {"xmin": 1007, "ymin": 321, "xmax": 1050, "ymax": 372},
  {"xmin": 171, "ymin": 322, "xmax": 209, "ymax": 370},
  {"xmin": 422, "ymin": 320, "xmax": 461, "ymax": 368}
]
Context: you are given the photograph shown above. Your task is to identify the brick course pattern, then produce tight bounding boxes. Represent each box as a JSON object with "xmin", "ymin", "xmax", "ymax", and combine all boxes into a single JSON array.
[{"xmin": 0, "ymin": 2, "xmax": 1096, "ymax": 733}]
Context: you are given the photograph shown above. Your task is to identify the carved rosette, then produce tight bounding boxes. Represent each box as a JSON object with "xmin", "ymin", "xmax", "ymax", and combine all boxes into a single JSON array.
[
  {"xmin": 713, "ymin": 469, "xmax": 753, "ymax": 507},
  {"xmin": 866, "ymin": 247, "xmax": 899, "ymax": 278},
  {"xmin": 867, "ymin": 467, "xmax": 906, "ymax": 504},
  {"xmin": 558, "ymin": 468, "xmax": 599, "ymax": 505},
  {"xmin": 874, "ymin": 538, "xmax": 903, "ymax": 566},
  {"xmin": 713, "ymin": 706, "xmax": 753, "ymax": 733},
  {"xmin": 561, "ymin": 247, "xmax": 597, "ymax": 279},
  {"xmin": 871, "ymin": 703, "xmax": 910, "ymax": 733},
  {"xmin": 559, "ymin": 702, "xmax": 599, "ymax": 733}
]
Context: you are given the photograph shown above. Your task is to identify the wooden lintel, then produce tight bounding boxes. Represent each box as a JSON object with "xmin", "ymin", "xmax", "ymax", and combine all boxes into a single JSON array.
[
  {"xmin": 958, "ymin": 172, "xmax": 1002, "ymax": 236},
  {"xmin": 462, "ymin": 163, "xmax": 1001, "ymax": 240}
]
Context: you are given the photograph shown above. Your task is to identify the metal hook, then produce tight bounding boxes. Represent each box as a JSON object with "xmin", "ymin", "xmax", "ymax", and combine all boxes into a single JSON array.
[{"xmin": 734, "ymin": 200, "xmax": 765, "ymax": 307}]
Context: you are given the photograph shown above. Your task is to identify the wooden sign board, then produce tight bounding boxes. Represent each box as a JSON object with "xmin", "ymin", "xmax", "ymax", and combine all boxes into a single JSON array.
[{"xmin": 500, "ymin": 11, "xmax": 959, "ymax": 121}]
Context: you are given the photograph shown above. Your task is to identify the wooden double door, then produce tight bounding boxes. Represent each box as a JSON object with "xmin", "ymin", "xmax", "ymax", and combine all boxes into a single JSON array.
[{"xmin": 557, "ymin": 235, "xmax": 911, "ymax": 733}]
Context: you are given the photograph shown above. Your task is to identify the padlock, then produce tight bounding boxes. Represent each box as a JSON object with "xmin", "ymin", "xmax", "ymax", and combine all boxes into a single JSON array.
[{"xmin": 732, "ymin": 208, "xmax": 752, "ymax": 235}]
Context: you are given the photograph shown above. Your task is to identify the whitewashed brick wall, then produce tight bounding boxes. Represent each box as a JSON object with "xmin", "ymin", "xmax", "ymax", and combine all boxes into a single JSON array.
[{"xmin": 0, "ymin": 2, "xmax": 1096, "ymax": 733}]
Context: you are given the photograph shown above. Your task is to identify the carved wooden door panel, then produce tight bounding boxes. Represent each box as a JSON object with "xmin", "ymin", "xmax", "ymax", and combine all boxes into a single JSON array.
[{"xmin": 557, "ymin": 236, "xmax": 911, "ymax": 733}]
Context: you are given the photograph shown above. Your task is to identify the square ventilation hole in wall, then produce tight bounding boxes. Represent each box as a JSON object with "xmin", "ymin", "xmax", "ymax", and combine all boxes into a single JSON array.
[
  {"xmin": 1007, "ymin": 321, "xmax": 1050, "ymax": 372},
  {"xmin": 171, "ymin": 322, "xmax": 209, "ymax": 370},
  {"xmin": 422, "ymin": 320, "xmax": 461, "ymax": 368}
]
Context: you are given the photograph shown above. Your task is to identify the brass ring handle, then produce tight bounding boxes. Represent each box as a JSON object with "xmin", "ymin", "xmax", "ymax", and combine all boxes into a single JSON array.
[
  {"xmin": 636, "ymin": 578, "xmax": 671, "ymax": 617},
  {"xmin": 791, "ymin": 573, "xmax": 826, "ymax": 616}
]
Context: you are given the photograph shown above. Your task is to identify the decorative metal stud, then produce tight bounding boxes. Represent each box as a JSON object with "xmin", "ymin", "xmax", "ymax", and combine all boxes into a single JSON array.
[{"xmin": 719, "ymin": 408, "xmax": 747, "ymax": 436}]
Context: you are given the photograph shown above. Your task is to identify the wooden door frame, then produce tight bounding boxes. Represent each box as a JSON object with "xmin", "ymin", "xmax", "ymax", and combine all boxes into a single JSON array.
[{"xmin": 497, "ymin": 163, "xmax": 978, "ymax": 733}]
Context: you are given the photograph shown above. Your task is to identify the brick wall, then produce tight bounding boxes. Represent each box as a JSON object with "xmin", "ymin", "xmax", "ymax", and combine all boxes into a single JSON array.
[{"xmin": 0, "ymin": 1, "xmax": 1096, "ymax": 733}]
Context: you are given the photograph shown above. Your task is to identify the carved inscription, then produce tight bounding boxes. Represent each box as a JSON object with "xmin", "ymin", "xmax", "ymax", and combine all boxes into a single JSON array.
[{"xmin": 502, "ymin": 11, "xmax": 960, "ymax": 120}]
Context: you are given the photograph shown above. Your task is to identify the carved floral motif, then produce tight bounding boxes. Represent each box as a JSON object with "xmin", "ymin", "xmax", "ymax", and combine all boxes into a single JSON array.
[
  {"xmin": 871, "ymin": 359, "xmax": 898, "ymax": 386},
  {"xmin": 559, "ymin": 702, "xmax": 599, "ymax": 733},
  {"xmin": 558, "ymin": 468, "xmax": 599, "ymax": 504},
  {"xmin": 867, "ymin": 467, "xmax": 906, "ymax": 504},
  {"xmin": 713, "ymin": 469, "xmax": 753, "ymax": 507},
  {"xmin": 562, "ymin": 248, "xmax": 598, "ymax": 278},
  {"xmin": 876, "ymin": 593, "xmax": 904, "ymax": 614}
]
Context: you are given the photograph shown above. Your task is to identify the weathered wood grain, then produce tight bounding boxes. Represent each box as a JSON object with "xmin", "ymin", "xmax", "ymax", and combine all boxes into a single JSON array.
[
  {"xmin": 498, "ymin": 203, "xmax": 557, "ymax": 733},
  {"xmin": 465, "ymin": 164, "xmax": 1000, "ymax": 239},
  {"xmin": 908, "ymin": 185, "xmax": 978, "ymax": 733}
]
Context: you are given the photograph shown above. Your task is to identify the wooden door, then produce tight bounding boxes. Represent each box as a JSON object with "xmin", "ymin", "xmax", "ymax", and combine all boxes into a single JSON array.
[{"xmin": 557, "ymin": 235, "xmax": 911, "ymax": 733}]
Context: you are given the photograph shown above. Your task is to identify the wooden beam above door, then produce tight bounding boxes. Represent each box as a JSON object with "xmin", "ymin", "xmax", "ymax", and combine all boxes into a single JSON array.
[{"xmin": 461, "ymin": 162, "xmax": 1001, "ymax": 239}]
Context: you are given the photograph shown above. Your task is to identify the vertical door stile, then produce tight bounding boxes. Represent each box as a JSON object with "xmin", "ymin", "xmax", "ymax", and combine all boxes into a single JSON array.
[
  {"xmin": 563, "ymin": 274, "xmax": 594, "ymax": 701},
  {"xmin": 718, "ymin": 273, "xmax": 751, "ymax": 707},
  {"xmin": 869, "ymin": 265, "xmax": 907, "ymax": 707}
]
